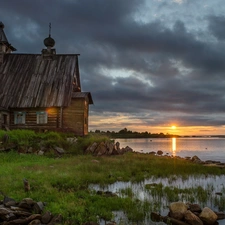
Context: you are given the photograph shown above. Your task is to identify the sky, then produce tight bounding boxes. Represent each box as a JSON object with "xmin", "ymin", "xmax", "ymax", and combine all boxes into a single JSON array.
[{"xmin": 1, "ymin": 0, "xmax": 225, "ymax": 135}]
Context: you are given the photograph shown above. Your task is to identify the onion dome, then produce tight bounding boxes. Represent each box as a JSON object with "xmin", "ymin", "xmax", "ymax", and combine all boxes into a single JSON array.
[{"xmin": 44, "ymin": 35, "xmax": 55, "ymax": 48}]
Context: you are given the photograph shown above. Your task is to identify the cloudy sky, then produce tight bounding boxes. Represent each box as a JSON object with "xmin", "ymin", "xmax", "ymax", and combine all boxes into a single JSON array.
[{"xmin": 1, "ymin": 0, "xmax": 225, "ymax": 135}]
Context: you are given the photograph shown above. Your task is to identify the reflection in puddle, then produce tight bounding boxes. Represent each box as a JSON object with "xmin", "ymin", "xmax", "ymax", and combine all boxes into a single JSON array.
[{"xmin": 90, "ymin": 175, "xmax": 225, "ymax": 225}]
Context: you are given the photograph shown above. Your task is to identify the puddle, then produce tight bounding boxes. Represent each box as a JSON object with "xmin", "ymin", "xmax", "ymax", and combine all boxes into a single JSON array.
[{"xmin": 90, "ymin": 175, "xmax": 225, "ymax": 225}]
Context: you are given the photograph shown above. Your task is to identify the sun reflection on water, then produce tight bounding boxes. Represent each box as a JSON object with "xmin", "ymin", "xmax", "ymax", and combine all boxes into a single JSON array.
[{"xmin": 172, "ymin": 137, "xmax": 176, "ymax": 156}]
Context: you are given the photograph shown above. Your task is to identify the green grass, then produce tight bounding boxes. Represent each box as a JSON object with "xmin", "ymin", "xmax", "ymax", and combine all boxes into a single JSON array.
[{"xmin": 0, "ymin": 131, "xmax": 225, "ymax": 224}]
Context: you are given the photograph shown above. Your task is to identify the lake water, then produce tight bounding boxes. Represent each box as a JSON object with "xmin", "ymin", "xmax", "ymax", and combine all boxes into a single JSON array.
[
  {"xmin": 91, "ymin": 137, "xmax": 225, "ymax": 224},
  {"xmin": 92, "ymin": 174, "xmax": 225, "ymax": 225},
  {"xmin": 116, "ymin": 137, "xmax": 225, "ymax": 163}
]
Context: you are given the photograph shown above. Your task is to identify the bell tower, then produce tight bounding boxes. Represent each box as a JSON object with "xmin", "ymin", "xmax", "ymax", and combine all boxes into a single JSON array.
[{"xmin": 41, "ymin": 23, "xmax": 56, "ymax": 59}]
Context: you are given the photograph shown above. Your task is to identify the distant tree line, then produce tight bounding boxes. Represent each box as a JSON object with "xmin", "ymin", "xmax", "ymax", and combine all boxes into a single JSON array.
[{"xmin": 89, "ymin": 128, "xmax": 179, "ymax": 138}]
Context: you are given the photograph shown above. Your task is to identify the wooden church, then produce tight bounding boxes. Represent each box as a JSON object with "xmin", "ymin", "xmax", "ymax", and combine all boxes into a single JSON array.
[{"xmin": 0, "ymin": 22, "xmax": 93, "ymax": 136}]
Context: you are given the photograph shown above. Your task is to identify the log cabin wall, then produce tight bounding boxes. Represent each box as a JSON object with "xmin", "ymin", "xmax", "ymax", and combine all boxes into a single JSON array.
[
  {"xmin": 0, "ymin": 110, "xmax": 10, "ymax": 129},
  {"xmin": 62, "ymin": 98, "xmax": 89, "ymax": 136},
  {"xmin": 9, "ymin": 107, "xmax": 60, "ymax": 131}
]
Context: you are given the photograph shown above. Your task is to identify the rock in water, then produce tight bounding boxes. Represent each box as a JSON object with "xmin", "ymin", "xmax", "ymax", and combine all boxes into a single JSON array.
[
  {"xmin": 184, "ymin": 210, "xmax": 203, "ymax": 225},
  {"xmin": 169, "ymin": 202, "xmax": 188, "ymax": 220},
  {"xmin": 199, "ymin": 207, "xmax": 218, "ymax": 225}
]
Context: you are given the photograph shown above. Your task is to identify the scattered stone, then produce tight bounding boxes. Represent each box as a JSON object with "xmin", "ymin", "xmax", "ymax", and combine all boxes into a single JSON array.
[
  {"xmin": 191, "ymin": 155, "xmax": 202, "ymax": 163},
  {"xmin": 66, "ymin": 137, "xmax": 77, "ymax": 144},
  {"xmin": 120, "ymin": 146, "xmax": 133, "ymax": 154},
  {"xmin": 184, "ymin": 210, "xmax": 203, "ymax": 225},
  {"xmin": 28, "ymin": 219, "xmax": 41, "ymax": 225},
  {"xmin": 53, "ymin": 146, "xmax": 65, "ymax": 155},
  {"xmin": 41, "ymin": 211, "xmax": 53, "ymax": 224},
  {"xmin": 199, "ymin": 207, "xmax": 218, "ymax": 225},
  {"xmin": 215, "ymin": 212, "xmax": 225, "ymax": 220},
  {"xmin": 152, "ymin": 202, "xmax": 224, "ymax": 225},
  {"xmin": 33, "ymin": 202, "xmax": 45, "ymax": 214},
  {"xmin": 37, "ymin": 150, "xmax": 44, "ymax": 156},
  {"xmin": 27, "ymin": 147, "xmax": 33, "ymax": 153},
  {"xmin": 148, "ymin": 151, "xmax": 156, "ymax": 155},
  {"xmin": 0, "ymin": 196, "xmax": 62, "ymax": 225},
  {"xmin": 187, "ymin": 203, "xmax": 202, "ymax": 213},
  {"xmin": 169, "ymin": 202, "xmax": 188, "ymax": 220},
  {"xmin": 85, "ymin": 141, "xmax": 133, "ymax": 156},
  {"xmin": 47, "ymin": 214, "xmax": 63, "ymax": 225},
  {"xmin": 86, "ymin": 142, "xmax": 98, "ymax": 153},
  {"xmin": 3, "ymin": 196, "xmax": 16, "ymax": 207},
  {"xmin": 95, "ymin": 142, "xmax": 107, "ymax": 156},
  {"xmin": 115, "ymin": 142, "xmax": 120, "ymax": 151},
  {"xmin": 157, "ymin": 150, "xmax": 163, "ymax": 155}
]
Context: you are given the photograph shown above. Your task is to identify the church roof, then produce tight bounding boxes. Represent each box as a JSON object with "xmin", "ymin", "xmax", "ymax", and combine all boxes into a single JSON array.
[{"xmin": 0, "ymin": 53, "xmax": 84, "ymax": 108}]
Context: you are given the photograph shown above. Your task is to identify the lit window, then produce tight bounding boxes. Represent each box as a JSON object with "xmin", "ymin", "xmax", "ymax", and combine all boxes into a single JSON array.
[
  {"xmin": 36, "ymin": 112, "xmax": 48, "ymax": 124},
  {"xmin": 14, "ymin": 112, "xmax": 26, "ymax": 124}
]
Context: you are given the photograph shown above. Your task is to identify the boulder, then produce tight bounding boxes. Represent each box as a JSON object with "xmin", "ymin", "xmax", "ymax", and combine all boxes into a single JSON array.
[
  {"xmin": 86, "ymin": 142, "xmax": 98, "ymax": 154},
  {"xmin": 41, "ymin": 211, "xmax": 53, "ymax": 224},
  {"xmin": 187, "ymin": 203, "xmax": 202, "ymax": 213},
  {"xmin": 95, "ymin": 142, "xmax": 107, "ymax": 156},
  {"xmin": 148, "ymin": 151, "xmax": 156, "ymax": 155},
  {"xmin": 120, "ymin": 146, "xmax": 133, "ymax": 154},
  {"xmin": 199, "ymin": 207, "xmax": 218, "ymax": 225},
  {"xmin": 66, "ymin": 137, "xmax": 77, "ymax": 144},
  {"xmin": 157, "ymin": 150, "xmax": 163, "ymax": 155},
  {"xmin": 54, "ymin": 146, "xmax": 65, "ymax": 155},
  {"xmin": 28, "ymin": 219, "xmax": 41, "ymax": 225},
  {"xmin": 114, "ymin": 142, "xmax": 120, "ymax": 151},
  {"xmin": 169, "ymin": 202, "xmax": 188, "ymax": 220},
  {"xmin": 105, "ymin": 141, "xmax": 114, "ymax": 155},
  {"xmin": 191, "ymin": 155, "xmax": 202, "ymax": 163},
  {"xmin": 37, "ymin": 150, "xmax": 44, "ymax": 156},
  {"xmin": 184, "ymin": 210, "xmax": 203, "ymax": 225}
]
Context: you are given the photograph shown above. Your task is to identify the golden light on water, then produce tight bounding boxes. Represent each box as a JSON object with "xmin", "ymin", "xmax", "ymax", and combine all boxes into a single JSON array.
[{"xmin": 172, "ymin": 137, "xmax": 176, "ymax": 156}]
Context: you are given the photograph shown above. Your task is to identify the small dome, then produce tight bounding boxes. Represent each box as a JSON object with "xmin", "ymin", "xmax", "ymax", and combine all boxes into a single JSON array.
[{"xmin": 44, "ymin": 35, "xmax": 55, "ymax": 48}]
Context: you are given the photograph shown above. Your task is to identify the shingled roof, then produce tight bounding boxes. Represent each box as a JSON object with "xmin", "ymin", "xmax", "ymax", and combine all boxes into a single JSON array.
[{"xmin": 0, "ymin": 53, "xmax": 82, "ymax": 108}]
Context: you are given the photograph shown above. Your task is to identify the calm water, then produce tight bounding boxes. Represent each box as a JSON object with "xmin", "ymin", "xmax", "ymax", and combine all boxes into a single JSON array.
[
  {"xmin": 92, "ymin": 174, "xmax": 225, "ymax": 225},
  {"xmin": 116, "ymin": 137, "xmax": 225, "ymax": 163},
  {"xmin": 91, "ymin": 137, "xmax": 225, "ymax": 224}
]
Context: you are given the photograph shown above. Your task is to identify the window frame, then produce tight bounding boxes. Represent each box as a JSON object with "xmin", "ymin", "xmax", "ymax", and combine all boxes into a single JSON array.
[
  {"xmin": 36, "ymin": 111, "xmax": 48, "ymax": 124},
  {"xmin": 14, "ymin": 112, "xmax": 26, "ymax": 124}
]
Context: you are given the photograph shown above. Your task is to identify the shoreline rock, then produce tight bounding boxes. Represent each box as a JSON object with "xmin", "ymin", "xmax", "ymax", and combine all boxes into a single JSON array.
[
  {"xmin": 0, "ymin": 196, "xmax": 62, "ymax": 225},
  {"xmin": 85, "ymin": 141, "xmax": 133, "ymax": 156},
  {"xmin": 151, "ymin": 201, "xmax": 225, "ymax": 225}
]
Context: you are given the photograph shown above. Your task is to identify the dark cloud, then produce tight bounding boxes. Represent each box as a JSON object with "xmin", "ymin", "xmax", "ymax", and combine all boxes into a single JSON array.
[
  {"xmin": 1, "ymin": 0, "xmax": 225, "ymax": 133},
  {"xmin": 208, "ymin": 15, "xmax": 225, "ymax": 40}
]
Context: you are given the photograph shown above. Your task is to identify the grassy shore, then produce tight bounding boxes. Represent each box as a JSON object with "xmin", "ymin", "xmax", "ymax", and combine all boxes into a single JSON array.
[{"xmin": 0, "ymin": 130, "xmax": 225, "ymax": 224}]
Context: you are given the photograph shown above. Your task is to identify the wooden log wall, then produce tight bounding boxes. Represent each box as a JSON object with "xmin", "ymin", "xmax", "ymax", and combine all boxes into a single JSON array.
[
  {"xmin": 63, "ymin": 98, "xmax": 89, "ymax": 136},
  {"xmin": 9, "ymin": 107, "xmax": 60, "ymax": 131},
  {"xmin": 0, "ymin": 110, "xmax": 10, "ymax": 129}
]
